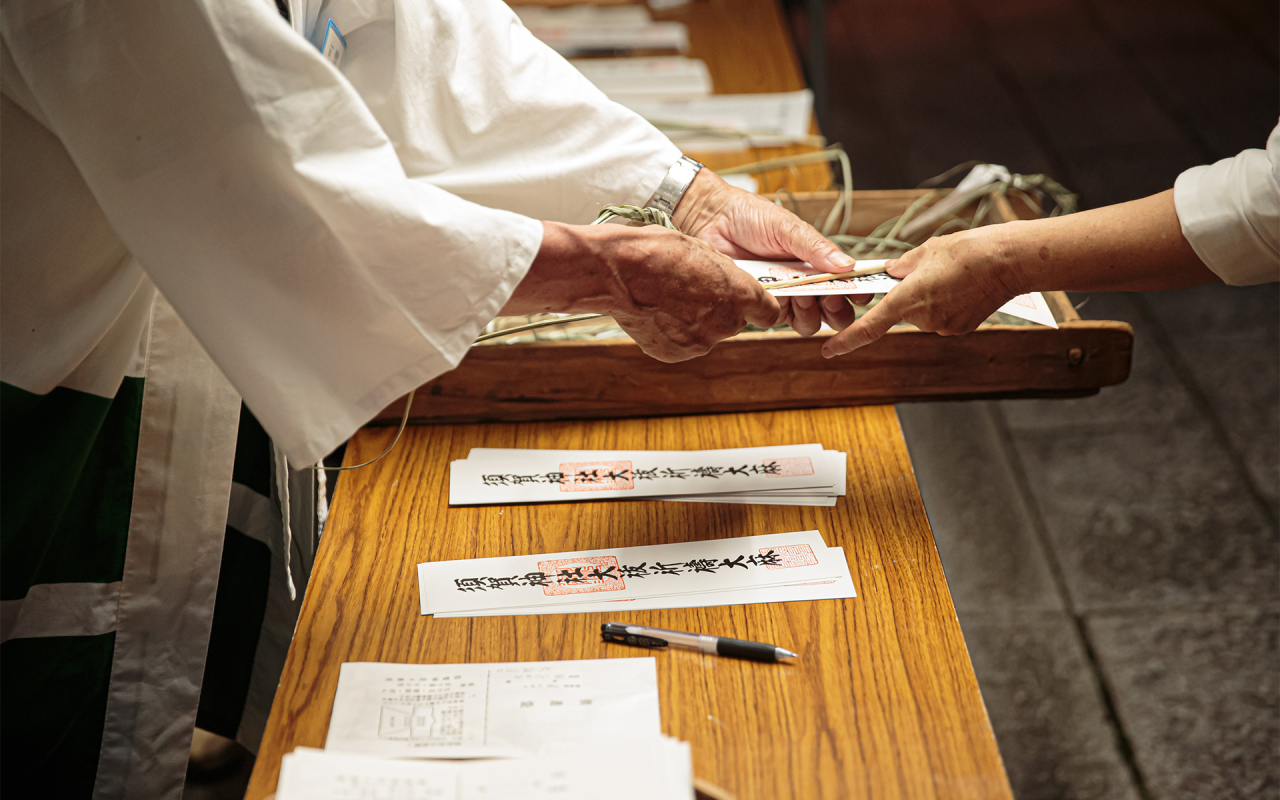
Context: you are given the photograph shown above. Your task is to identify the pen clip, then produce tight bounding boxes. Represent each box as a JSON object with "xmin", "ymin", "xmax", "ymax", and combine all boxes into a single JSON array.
[{"xmin": 601, "ymin": 622, "xmax": 667, "ymax": 648}]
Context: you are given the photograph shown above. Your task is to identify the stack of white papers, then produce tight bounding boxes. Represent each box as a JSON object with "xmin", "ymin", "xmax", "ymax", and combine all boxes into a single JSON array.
[
  {"xmin": 618, "ymin": 90, "xmax": 815, "ymax": 151},
  {"xmin": 277, "ymin": 658, "xmax": 692, "ymax": 799},
  {"xmin": 449, "ymin": 444, "xmax": 847, "ymax": 507},
  {"xmin": 277, "ymin": 742, "xmax": 692, "ymax": 800},
  {"xmin": 514, "ymin": 5, "xmax": 688, "ymax": 56},
  {"xmin": 417, "ymin": 530, "xmax": 856, "ymax": 618},
  {"xmin": 736, "ymin": 259, "xmax": 1060, "ymax": 328},
  {"xmin": 569, "ymin": 56, "xmax": 713, "ymax": 102}
]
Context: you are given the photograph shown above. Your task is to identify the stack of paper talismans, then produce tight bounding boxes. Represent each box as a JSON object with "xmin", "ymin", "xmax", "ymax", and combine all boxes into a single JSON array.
[
  {"xmin": 276, "ymin": 658, "xmax": 694, "ymax": 799},
  {"xmin": 417, "ymin": 530, "xmax": 856, "ymax": 618},
  {"xmin": 449, "ymin": 444, "xmax": 848, "ymax": 507}
]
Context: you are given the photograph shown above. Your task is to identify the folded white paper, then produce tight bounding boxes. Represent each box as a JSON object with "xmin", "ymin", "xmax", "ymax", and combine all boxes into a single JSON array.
[
  {"xmin": 737, "ymin": 259, "xmax": 1059, "ymax": 328},
  {"xmin": 450, "ymin": 447, "xmax": 845, "ymax": 506},
  {"xmin": 619, "ymin": 90, "xmax": 814, "ymax": 151},
  {"xmin": 570, "ymin": 56, "xmax": 712, "ymax": 101},
  {"xmin": 278, "ymin": 738, "xmax": 693, "ymax": 800},
  {"xmin": 325, "ymin": 659, "xmax": 661, "ymax": 759},
  {"xmin": 418, "ymin": 530, "xmax": 845, "ymax": 617}
]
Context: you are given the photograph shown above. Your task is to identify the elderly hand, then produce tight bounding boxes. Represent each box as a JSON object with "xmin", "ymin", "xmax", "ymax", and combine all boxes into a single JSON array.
[
  {"xmin": 821, "ymin": 225, "xmax": 1023, "ymax": 358},
  {"xmin": 505, "ymin": 221, "xmax": 782, "ymax": 363},
  {"xmin": 673, "ymin": 169, "xmax": 867, "ymax": 335}
]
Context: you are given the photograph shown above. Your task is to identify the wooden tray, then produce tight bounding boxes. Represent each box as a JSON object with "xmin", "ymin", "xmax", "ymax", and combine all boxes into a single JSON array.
[{"xmin": 373, "ymin": 190, "xmax": 1132, "ymax": 425}]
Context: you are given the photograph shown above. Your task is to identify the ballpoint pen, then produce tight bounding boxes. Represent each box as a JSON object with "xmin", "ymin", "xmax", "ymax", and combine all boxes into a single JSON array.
[{"xmin": 601, "ymin": 622, "xmax": 798, "ymax": 663}]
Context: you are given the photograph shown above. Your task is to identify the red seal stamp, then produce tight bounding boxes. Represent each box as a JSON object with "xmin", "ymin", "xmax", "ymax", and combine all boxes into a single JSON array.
[
  {"xmin": 558, "ymin": 460, "xmax": 635, "ymax": 492},
  {"xmin": 760, "ymin": 544, "xmax": 819, "ymax": 569},
  {"xmin": 538, "ymin": 555, "xmax": 626, "ymax": 596},
  {"xmin": 765, "ymin": 456, "xmax": 815, "ymax": 478}
]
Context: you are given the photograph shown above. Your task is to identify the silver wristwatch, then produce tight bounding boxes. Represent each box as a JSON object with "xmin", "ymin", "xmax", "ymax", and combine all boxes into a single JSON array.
[{"xmin": 645, "ymin": 156, "xmax": 704, "ymax": 217}]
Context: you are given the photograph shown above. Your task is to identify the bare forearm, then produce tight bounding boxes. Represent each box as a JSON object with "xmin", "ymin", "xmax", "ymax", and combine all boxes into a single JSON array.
[{"xmin": 1003, "ymin": 189, "xmax": 1218, "ymax": 293}]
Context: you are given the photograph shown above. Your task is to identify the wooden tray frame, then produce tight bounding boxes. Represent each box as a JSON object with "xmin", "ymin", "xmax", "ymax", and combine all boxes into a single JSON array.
[{"xmin": 373, "ymin": 190, "xmax": 1132, "ymax": 425}]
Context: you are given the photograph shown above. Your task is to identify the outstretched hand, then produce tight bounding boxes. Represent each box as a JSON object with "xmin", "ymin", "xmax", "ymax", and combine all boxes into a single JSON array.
[
  {"xmin": 820, "ymin": 226, "xmax": 1023, "ymax": 358},
  {"xmin": 673, "ymin": 170, "xmax": 869, "ymax": 335}
]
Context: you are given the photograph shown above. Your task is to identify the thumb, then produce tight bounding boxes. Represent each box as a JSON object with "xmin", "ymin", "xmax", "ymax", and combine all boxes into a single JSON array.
[
  {"xmin": 822, "ymin": 296, "xmax": 901, "ymax": 358},
  {"xmin": 777, "ymin": 216, "xmax": 856, "ymax": 273},
  {"xmin": 744, "ymin": 285, "xmax": 784, "ymax": 330}
]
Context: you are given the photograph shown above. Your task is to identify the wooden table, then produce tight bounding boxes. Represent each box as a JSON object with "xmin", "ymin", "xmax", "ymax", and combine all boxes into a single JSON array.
[{"xmin": 245, "ymin": 407, "xmax": 1013, "ymax": 799}]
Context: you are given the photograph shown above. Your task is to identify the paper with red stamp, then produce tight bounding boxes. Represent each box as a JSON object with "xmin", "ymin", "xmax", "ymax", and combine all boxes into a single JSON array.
[
  {"xmin": 760, "ymin": 543, "xmax": 819, "ymax": 569},
  {"xmin": 537, "ymin": 555, "xmax": 627, "ymax": 596},
  {"xmin": 765, "ymin": 456, "xmax": 814, "ymax": 478},
  {"xmin": 558, "ymin": 460, "xmax": 635, "ymax": 492}
]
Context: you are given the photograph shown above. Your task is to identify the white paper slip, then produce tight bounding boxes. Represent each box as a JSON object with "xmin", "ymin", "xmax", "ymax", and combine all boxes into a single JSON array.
[
  {"xmin": 736, "ymin": 259, "xmax": 896, "ymax": 295},
  {"xmin": 463, "ymin": 442, "xmax": 825, "ymax": 461},
  {"xmin": 569, "ymin": 56, "xmax": 712, "ymax": 101},
  {"xmin": 325, "ymin": 659, "xmax": 660, "ymax": 759},
  {"xmin": 434, "ymin": 548, "xmax": 856, "ymax": 618},
  {"xmin": 450, "ymin": 448, "xmax": 845, "ymax": 506},
  {"xmin": 619, "ymin": 90, "xmax": 814, "ymax": 151},
  {"xmin": 524, "ymin": 22, "xmax": 689, "ymax": 56},
  {"xmin": 737, "ymin": 260, "xmax": 1059, "ymax": 328},
  {"xmin": 279, "ymin": 737, "xmax": 692, "ymax": 799},
  {"xmin": 418, "ymin": 530, "xmax": 839, "ymax": 616}
]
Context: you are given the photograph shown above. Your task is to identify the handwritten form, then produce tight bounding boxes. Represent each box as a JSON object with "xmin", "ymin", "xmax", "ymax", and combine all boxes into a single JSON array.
[
  {"xmin": 736, "ymin": 259, "xmax": 1060, "ymax": 328},
  {"xmin": 325, "ymin": 659, "xmax": 660, "ymax": 758},
  {"xmin": 417, "ymin": 530, "xmax": 856, "ymax": 618},
  {"xmin": 450, "ymin": 444, "xmax": 847, "ymax": 507}
]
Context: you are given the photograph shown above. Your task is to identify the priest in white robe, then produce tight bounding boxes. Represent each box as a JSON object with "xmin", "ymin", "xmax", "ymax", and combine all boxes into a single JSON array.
[{"xmin": 0, "ymin": 0, "xmax": 855, "ymax": 797}]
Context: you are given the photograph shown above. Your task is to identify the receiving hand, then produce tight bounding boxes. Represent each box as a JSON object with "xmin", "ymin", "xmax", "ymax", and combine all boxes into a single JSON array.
[
  {"xmin": 673, "ymin": 170, "xmax": 868, "ymax": 335},
  {"xmin": 821, "ymin": 226, "xmax": 1022, "ymax": 358}
]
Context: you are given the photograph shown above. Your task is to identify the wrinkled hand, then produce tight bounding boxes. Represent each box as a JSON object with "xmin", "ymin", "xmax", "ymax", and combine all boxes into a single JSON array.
[
  {"xmin": 506, "ymin": 221, "xmax": 782, "ymax": 363},
  {"xmin": 822, "ymin": 226, "xmax": 1023, "ymax": 358},
  {"xmin": 606, "ymin": 225, "xmax": 783, "ymax": 361},
  {"xmin": 673, "ymin": 170, "xmax": 868, "ymax": 336}
]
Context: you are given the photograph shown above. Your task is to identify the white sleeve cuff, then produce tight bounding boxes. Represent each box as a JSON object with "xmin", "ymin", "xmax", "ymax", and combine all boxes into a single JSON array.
[{"xmin": 1173, "ymin": 126, "xmax": 1280, "ymax": 286}]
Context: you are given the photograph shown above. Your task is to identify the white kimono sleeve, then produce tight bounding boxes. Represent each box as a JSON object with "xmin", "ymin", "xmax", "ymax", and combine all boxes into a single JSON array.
[
  {"xmin": 2, "ymin": 0, "xmax": 546, "ymax": 465},
  {"xmin": 1174, "ymin": 122, "xmax": 1280, "ymax": 286},
  {"xmin": 323, "ymin": 0, "xmax": 683, "ymax": 223}
]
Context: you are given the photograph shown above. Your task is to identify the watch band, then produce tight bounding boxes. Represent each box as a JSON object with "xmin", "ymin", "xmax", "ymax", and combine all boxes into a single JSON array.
[{"xmin": 645, "ymin": 156, "xmax": 704, "ymax": 217}]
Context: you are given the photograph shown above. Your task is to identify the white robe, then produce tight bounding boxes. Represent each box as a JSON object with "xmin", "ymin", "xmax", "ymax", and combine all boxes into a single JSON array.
[{"xmin": 1, "ymin": 0, "xmax": 680, "ymax": 464}]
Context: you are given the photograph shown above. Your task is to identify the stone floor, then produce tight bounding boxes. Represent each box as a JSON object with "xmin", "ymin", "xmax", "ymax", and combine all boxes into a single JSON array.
[{"xmin": 782, "ymin": 0, "xmax": 1279, "ymax": 796}]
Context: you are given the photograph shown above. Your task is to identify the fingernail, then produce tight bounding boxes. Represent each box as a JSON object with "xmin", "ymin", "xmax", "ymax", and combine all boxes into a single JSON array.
[
  {"xmin": 831, "ymin": 250, "xmax": 856, "ymax": 267},
  {"xmin": 822, "ymin": 295, "xmax": 846, "ymax": 312},
  {"xmin": 822, "ymin": 345, "xmax": 840, "ymax": 359}
]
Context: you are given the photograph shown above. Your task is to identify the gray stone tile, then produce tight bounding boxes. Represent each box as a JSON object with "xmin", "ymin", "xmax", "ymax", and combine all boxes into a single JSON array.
[
  {"xmin": 1144, "ymin": 282, "xmax": 1279, "ymax": 339},
  {"xmin": 897, "ymin": 401, "xmax": 1062, "ymax": 614},
  {"xmin": 1006, "ymin": 418, "xmax": 1279, "ymax": 612},
  {"xmin": 961, "ymin": 612, "xmax": 1141, "ymax": 800},
  {"xmin": 1143, "ymin": 283, "xmax": 1279, "ymax": 512},
  {"xmin": 1086, "ymin": 607, "xmax": 1280, "ymax": 799},
  {"xmin": 1000, "ymin": 292, "xmax": 1199, "ymax": 431}
]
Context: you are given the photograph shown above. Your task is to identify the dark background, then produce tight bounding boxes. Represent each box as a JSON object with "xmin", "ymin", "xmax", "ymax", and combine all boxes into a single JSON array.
[{"xmin": 781, "ymin": 0, "xmax": 1279, "ymax": 797}]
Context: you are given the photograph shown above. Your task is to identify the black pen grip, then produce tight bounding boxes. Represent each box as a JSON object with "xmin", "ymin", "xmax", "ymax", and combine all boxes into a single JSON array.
[{"xmin": 715, "ymin": 637, "xmax": 780, "ymax": 662}]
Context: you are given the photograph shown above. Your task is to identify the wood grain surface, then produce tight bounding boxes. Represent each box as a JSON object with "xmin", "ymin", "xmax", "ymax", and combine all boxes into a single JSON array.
[
  {"xmin": 649, "ymin": 0, "xmax": 834, "ymax": 193},
  {"xmin": 245, "ymin": 407, "xmax": 1014, "ymax": 800},
  {"xmin": 370, "ymin": 320, "xmax": 1133, "ymax": 426}
]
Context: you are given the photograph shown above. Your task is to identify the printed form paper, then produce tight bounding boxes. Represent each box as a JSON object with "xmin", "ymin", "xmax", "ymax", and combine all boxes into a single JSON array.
[
  {"xmin": 325, "ymin": 659, "xmax": 661, "ymax": 759},
  {"xmin": 738, "ymin": 259, "xmax": 1060, "ymax": 328},
  {"xmin": 418, "ymin": 530, "xmax": 850, "ymax": 617}
]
